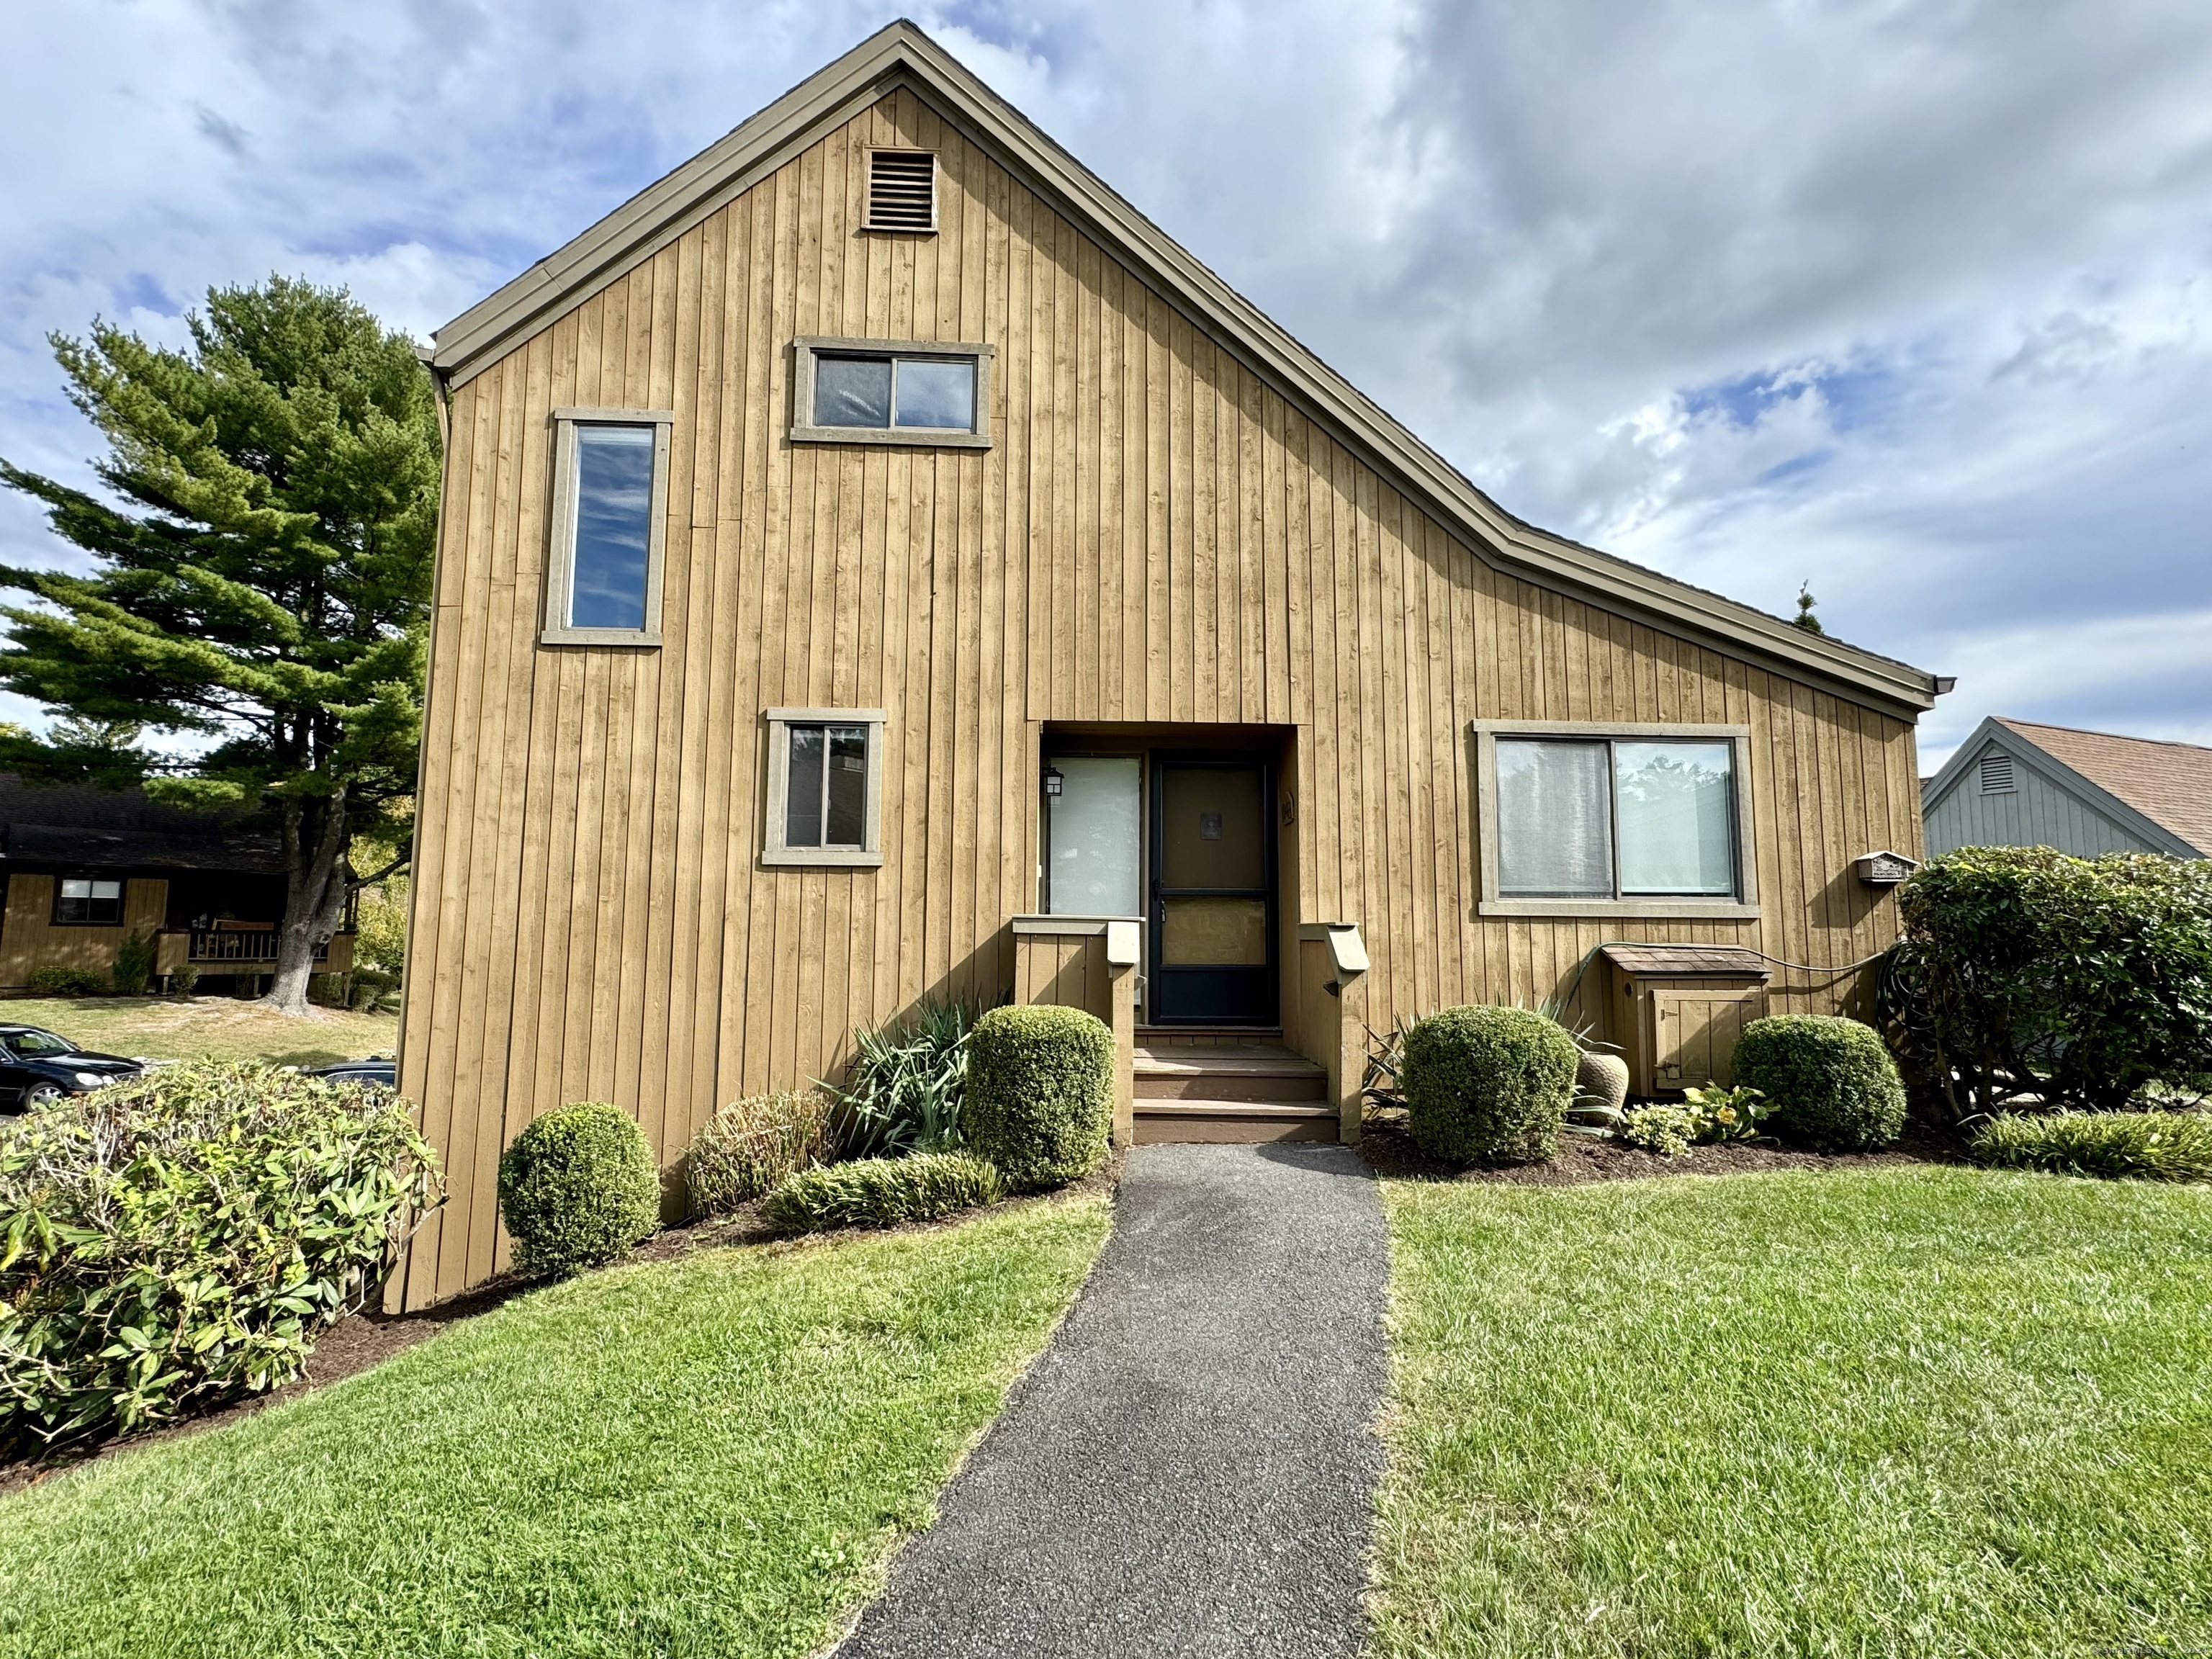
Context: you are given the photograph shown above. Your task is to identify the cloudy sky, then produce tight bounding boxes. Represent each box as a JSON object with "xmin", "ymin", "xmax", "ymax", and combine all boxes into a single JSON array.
[{"xmin": 4, "ymin": 0, "xmax": 2208, "ymax": 767}]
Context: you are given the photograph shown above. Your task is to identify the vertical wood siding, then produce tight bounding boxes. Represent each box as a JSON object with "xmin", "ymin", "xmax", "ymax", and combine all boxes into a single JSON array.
[
  {"xmin": 396, "ymin": 90, "xmax": 1925, "ymax": 1305},
  {"xmin": 1924, "ymin": 740, "xmax": 2164, "ymax": 858}
]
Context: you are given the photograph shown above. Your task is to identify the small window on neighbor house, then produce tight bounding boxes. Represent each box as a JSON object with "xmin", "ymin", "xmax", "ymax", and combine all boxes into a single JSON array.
[
  {"xmin": 763, "ymin": 709, "xmax": 887, "ymax": 867},
  {"xmin": 791, "ymin": 339, "xmax": 993, "ymax": 450},
  {"xmin": 544, "ymin": 408, "xmax": 675, "ymax": 645},
  {"xmin": 1978, "ymin": 753, "xmax": 2016, "ymax": 794},
  {"xmin": 57, "ymin": 877, "xmax": 123, "ymax": 925},
  {"xmin": 1496, "ymin": 738, "xmax": 1740, "ymax": 899}
]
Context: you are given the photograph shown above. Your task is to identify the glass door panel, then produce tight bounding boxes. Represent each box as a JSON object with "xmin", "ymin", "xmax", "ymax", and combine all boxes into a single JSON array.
[{"xmin": 1148, "ymin": 757, "xmax": 1277, "ymax": 1025}]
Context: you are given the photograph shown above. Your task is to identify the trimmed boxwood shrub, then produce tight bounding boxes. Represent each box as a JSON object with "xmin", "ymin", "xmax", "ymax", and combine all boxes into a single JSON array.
[
  {"xmin": 1732, "ymin": 1015, "xmax": 1906, "ymax": 1152},
  {"xmin": 963, "ymin": 1004, "xmax": 1112, "ymax": 1190},
  {"xmin": 0, "ymin": 1062, "xmax": 441, "ymax": 1452},
  {"xmin": 497, "ymin": 1103, "xmax": 660, "ymax": 1277},
  {"xmin": 1403, "ymin": 1004, "xmax": 1579, "ymax": 1165},
  {"xmin": 1969, "ymin": 1109, "xmax": 2212, "ymax": 1182},
  {"xmin": 765, "ymin": 1152, "xmax": 1005, "ymax": 1234}
]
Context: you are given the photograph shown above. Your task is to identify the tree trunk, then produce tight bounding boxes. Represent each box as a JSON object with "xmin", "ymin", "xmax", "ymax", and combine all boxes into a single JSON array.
[{"xmin": 263, "ymin": 793, "xmax": 349, "ymax": 1016}]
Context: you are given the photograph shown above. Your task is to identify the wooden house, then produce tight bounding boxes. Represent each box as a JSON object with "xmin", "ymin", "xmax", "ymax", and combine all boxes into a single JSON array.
[
  {"xmin": 393, "ymin": 22, "xmax": 1942, "ymax": 1306},
  {"xmin": 1923, "ymin": 716, "xmax": 2212, "ymax": 859},
  {"xmin": 0, "ymin": 776, "xmax": 355, "ymax": 994}
]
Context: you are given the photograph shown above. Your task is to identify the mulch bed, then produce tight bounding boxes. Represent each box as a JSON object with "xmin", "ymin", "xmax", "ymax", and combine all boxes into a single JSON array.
[
  {"xmin": 0, "ymin": 1154, "xmax": 1125, "ymax": 1497},
  {"xmin": 1357, "ymin": 1110, "xmax": 1973, "ymax": 1186}
]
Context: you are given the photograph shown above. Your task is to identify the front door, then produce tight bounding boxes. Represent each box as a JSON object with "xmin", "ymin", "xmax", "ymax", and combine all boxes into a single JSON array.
[{"xmin": 1148, "ymin": 756, "xmax": 1277, "ymax": 1025}]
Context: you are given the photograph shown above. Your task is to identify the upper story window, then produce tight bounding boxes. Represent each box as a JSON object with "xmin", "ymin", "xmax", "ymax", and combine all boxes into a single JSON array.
[
  {"xmin": 761, "ymin": 707, "xmax": 887, "ymax": 868},
  {"xmin": 1472, "ymin": 721, "xmax": 1760, "ymax": 920},
  {"xmin": 790, "ymin": 338, "xmax": 993, "ymax": 451},
  {"xmin": 56, "ymin": 877, "xmax": 123, "ymax": 925},
  {"xmin": 542, "ymin": 407, "xmax": 675, "ymax": 647}
]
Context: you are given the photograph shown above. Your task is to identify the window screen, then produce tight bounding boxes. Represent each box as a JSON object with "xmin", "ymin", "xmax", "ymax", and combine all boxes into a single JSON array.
[
  {"xmin": 810, "ymin": 354, "xmax": 977, "ymax": 432},
  {"xmin": 567, "ymin": 423, "xmax": 656, "ymax": 629},
  {"xmin": 58, "ymin": 877, "xmax": 123, "ymax": 925},
  {"xmin": 1496, "ymin": 737, "xmax": 1739, "ymax": 900},
  {"xmin": 784, "ymin": 724, "xmax": 870, "ymax": 849}
]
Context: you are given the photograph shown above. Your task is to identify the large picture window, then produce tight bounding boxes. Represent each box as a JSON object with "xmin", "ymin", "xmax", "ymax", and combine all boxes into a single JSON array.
[
  {"xmin": 790, "ymin": 337, "xmax": 993, "ymax": 450},
  {"xmin": 762, "ymin": 708, "xmax": 887, "ymax": 868},
  {"xmin": 1474, "ymin": 722, "xmax": 1758, "ymax": 919},
  {"xmin": 542, "ymin": 407, "xmax": 674, "ymax": 646}
]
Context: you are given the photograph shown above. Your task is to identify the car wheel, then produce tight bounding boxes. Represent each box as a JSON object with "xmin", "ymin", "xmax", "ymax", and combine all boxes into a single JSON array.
[{"xmin": 23, "ymin": 1083, "xmax": 63, "ymax": 1109}]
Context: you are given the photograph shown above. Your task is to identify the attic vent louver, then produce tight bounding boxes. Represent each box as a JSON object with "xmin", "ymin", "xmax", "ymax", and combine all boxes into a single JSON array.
[
  {"xmin": 1978, "ymin": 753, "xmax": 2016, "ymax": 795},
  {"xmin": 866, "ymin": 149, "xmax": 938, "ymax": 233}
]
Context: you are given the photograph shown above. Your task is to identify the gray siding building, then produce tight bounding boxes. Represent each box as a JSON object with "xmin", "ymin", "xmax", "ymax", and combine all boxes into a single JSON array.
[{"xmin": 1922, "ymin": 717, "xmax": 2211, "ymax": 859}]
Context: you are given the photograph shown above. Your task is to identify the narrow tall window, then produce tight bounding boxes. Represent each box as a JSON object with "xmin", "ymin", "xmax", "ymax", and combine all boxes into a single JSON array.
[
  {"xmin": 56, "ymin": 877, "xmax": 123, "ymax": 925},
  {"xmin": 544, "ymin": 407, "xmax": 674, "ymax": 644},
  {"xmin": 763, "ymin": 709, "xmax": 887, "ymax": 867}
]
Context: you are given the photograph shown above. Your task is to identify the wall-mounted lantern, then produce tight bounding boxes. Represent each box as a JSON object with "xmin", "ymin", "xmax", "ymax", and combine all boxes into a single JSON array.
[{"xmin": 1043, "ymin": 765, "xmax": 1064, "ymax": 799}]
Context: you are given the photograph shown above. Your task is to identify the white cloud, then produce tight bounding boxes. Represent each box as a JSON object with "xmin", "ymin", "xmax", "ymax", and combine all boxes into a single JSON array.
[{"xmin": 1, "ymin": 0, "xmax": 2208, "ymax": 754}]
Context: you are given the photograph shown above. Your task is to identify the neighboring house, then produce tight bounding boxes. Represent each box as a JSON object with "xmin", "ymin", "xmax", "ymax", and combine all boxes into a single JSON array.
[
  {"xmin": 1922, "ymin": 716, "xmax": 2212, "ymax": 860},
  {"xmin": 392, "ymin": 23, "xmax": 1943, "ymax": 1306},
  {"xmin": 0, "ymin": 777, "xmax": 356, "ymax": 992}
]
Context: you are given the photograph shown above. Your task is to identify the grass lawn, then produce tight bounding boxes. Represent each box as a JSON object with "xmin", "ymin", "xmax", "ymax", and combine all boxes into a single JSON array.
[
  {"xmin": 1374, "ymin": 1166, "xmax": 2212, "ymax": 1658},
  {"xmin": 3, "ymin": 994, "xmax": 398, "ymax": 1066},
  {"xmin": 0, "ymin": 1194, "xmax": 1110, "ymax": 1659}
]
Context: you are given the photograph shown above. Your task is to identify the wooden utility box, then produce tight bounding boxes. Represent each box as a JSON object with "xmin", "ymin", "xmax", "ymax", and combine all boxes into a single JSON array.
[{"xmin": 1600, "ymin": 945, "xmax": 1772, "ymax": 1097}]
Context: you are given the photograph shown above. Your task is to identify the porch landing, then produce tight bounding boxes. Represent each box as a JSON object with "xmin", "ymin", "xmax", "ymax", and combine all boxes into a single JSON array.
[{"xmin": 1132, "ymin": 1033, "xmax": 1334, "ymax": 1143}]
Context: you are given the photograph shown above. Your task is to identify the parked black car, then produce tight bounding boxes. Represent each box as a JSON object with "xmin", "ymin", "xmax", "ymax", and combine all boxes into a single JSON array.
[
  {"xmin": 304, "ymin": 1056, "xmax": 397, "ymax": 1090},
  {"xmin": 0, "ymin": 1025, "xmax": 144, "ymax": 1112}
]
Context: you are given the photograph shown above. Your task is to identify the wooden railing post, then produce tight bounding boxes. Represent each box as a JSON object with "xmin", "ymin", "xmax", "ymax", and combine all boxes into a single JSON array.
[{"xmin": 1296, "ymin": 923, "xmax": 1370, "ymax": 1144}]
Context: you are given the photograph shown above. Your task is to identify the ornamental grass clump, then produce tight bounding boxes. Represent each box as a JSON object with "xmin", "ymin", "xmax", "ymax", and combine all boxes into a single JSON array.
[
  {"xmin": 497, "ymin": 1104, "xmax": 660, "ymax": 1278},
  {"xmin": 1402, "ymin": 1004, "xmax": 1580, "ymax": 1165},
  {"xmin": 1970, "ymin": 1109, "xmax": 2212, "ymax": 1182},
  {"xmin": 832, "ymin": 999, "xmax": 977, "ymax": 1158},
  {"xmin": 1733, "ymin": 1014, "xmax": 1907, "ymax": 1153},
  {"xmin": 765, "ymin": 1153, "xmax": 1006, "ymax": 1234},
  {"xmin": 685, "ymin": 1089, "xmax": 835, "ymax": 1217},
  {"xmin": 0, "ymin": 1061, "xmax": 441, "ymax": 1453},
  {"xmin": 963, "ymin": 1004, "xmax": 1113, "ymax": 1190}
]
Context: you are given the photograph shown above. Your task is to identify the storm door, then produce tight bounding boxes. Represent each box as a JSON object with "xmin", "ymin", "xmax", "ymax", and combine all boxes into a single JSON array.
[{"xmin": 1148, "ymin": 756, "xmax": 1277, "ymax": 1025}]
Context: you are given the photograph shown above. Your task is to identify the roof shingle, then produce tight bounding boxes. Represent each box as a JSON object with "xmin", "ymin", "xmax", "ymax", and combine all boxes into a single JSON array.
[{"xmin": 1995, "ymin": 719, "xmax": 2212, "ymax": 855}]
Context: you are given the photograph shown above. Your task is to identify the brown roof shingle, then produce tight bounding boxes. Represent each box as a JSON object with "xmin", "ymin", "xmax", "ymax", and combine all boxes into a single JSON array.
[{"xmin": 1995, "ymin": 719, "xmax": 2212, "ymax": 855}]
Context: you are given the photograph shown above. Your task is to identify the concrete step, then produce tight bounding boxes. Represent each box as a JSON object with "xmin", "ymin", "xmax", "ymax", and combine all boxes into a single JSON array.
[
  {"xmin": 1133, "ymin": 1051, "xmax": 1329, "ymax": 1102},
  {"xmin": 1132, "ymin": 1100, "xmax": 1339, "ymax": 1145}
]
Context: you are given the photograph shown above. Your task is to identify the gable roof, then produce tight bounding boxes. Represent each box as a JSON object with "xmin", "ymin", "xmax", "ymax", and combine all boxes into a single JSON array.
[
  {"xmin": 1997, "ymin": 719, "xmax": 2212, "ymax": 855},
  {"xmin": 430, "ymin": 19, "xmax": 1941, "ymax": 718},
  {"xmin": 1920, "ymin": 716, "xmax": 2212, "ymax": 857}
]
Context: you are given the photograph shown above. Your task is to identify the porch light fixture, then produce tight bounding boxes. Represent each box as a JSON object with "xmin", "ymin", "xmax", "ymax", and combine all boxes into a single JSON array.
[{"xmin": 1043, "ymin": 765, "xmax": 1064, "ymax": 799}]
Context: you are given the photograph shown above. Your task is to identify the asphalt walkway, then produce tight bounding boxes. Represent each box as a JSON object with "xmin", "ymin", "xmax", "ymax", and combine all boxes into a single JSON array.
[{"xmin": 836, "ymin": 1142, "xmax": 1390, "ymax": 1659}]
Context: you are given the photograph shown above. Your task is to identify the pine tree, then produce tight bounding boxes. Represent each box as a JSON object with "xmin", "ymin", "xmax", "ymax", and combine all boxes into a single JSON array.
[
  {"xmin": 0, "ymin": 278, "xmax": 439, "ymax": 1014},
  {"xmin": 1793, "ymin": 581, "xmax": 1825, "ymax": 636}
]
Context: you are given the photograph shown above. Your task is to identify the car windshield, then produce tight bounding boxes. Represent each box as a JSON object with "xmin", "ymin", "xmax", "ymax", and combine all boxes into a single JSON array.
[{"xmin": 7, "ymin": 1030, "xmax": 78, "ymax": 1058}]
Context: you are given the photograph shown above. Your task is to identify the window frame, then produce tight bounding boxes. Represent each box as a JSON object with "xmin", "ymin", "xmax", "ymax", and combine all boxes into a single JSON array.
[
  {"xmin": 52, "ymin": 874, "xmax": 126, "ymax": 927},
  {"xmin": 789, "ymin": 337, "xmax": 994, "ymax": 451},
  {"xmin": 1471, "ymin": 720, "xmax": 1761, "ymax": 920},
  {"xmin": 762, "ymin": 707, "xmax": 888, "ymax": 868},
  {"xmin": 541, "ymin": 406, "xmax": 675, "ymax": 647}
]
